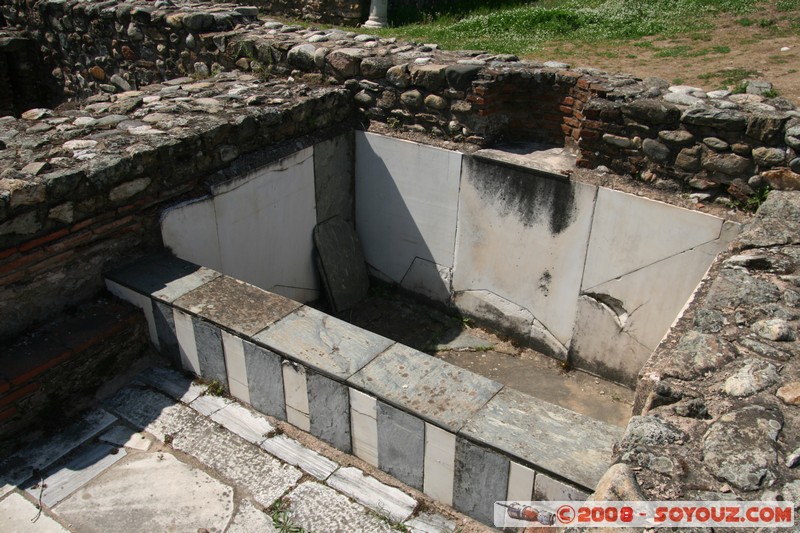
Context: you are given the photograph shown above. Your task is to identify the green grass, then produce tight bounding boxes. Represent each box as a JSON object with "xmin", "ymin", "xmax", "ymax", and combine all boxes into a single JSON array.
[
  {"xmin": 698, "ymin": 67, "xmax": 761, "ymax": 87},
  {"xmin": 367, "ymin": 0, "xmax": 766, "ymax": 55}
]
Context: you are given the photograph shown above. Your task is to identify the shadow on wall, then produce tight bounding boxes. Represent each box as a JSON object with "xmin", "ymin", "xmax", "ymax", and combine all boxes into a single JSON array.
[{"xmin": 354, "ymin": 131, "xmax": 458, "ymax": 310}]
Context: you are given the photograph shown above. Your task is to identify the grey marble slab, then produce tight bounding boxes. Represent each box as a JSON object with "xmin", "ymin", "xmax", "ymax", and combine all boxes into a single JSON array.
[
  {"xmin": 348, "ymin": 343, "xmax": 502, "ymax": 433},
  {"xmin": 175, "ymin": 275, "xmax": 301, "ymax": 337},
  {"xmin": 460, "ymin": 387, "xmax": 624, "ymax": 490},
  {"xmin": 255, "ymin": 306, "xmax": 393, "ymax": 380}
]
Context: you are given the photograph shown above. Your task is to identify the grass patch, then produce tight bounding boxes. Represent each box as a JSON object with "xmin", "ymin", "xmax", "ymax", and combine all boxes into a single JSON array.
[
  {"xmin": 373, "ymin": 0, "xmax": 764, "ymax": 56},
  {"xmin": 698, "ymin": 67, "xmax": 761, "ymax": 87}
]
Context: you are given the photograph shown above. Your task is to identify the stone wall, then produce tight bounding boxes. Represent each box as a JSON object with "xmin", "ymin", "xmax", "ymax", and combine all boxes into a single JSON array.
[
  {"xmin": 0, "ymin": 71, "xmax": 352, "ymax": 341},
  {"xmin": 245, "ymin": 0, "xmax": 366, "ymax": 26},
  {"xmin": 0, "ymin": 32, "xmax": 56, "ymax": 117},
  {"xmin": 5, "ymin": 0, "xmax": 800, "ymax": 204}
]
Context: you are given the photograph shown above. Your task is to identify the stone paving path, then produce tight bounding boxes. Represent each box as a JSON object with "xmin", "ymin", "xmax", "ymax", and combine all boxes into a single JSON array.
[{"xmin": 0, "ymin": 366, "xmax": 485, "ymax": 532}]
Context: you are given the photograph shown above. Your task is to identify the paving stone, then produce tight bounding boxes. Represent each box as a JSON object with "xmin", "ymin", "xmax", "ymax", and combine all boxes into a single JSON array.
[
  {"xmin": 285, "ymin": 481, "xmax": 394, "ymax": 532},
  {"xmin": 453, "ymin": 437, "xmax": 509, "ymax": 526},
  {"xmin": 175, "ymin": 275, "xmax": 301, "ymax": 336},
  {"xmin": 136, "ymin": 365, "xmax": 206, "ymax": 404},
  {"xmin": 227, "ymin": 500, "xmax": 278, "ymax": 533},
  {"xmin": 25, "ymin": 442, "xmax": 127, "ymax": 507},
  {"xmin": 377, "ymin": 401, "xmax": 425, "ymax": 490},
  {"xmin": 172, "ymin": 422, "xmax": 302, "ymax": 507},
  {"xmin": 0, "ymin": 492, "xmax": 69, "ymax": 533},
  {"xmin": 243, "ymin": 339, "xmax": 287, "ymax": 420},
  {"xmin": 327, "ymin": 466, "xmax": 416, "ymax": 523},
  {"xmin": 192, "ymin": 318, "xmax": 228, "ymax": 385},
  {"xmin": 314, "ymin": 215, "xmax": 370, "ymax": 313},
  {"xmin": 56, "ymin": 452, "xmax": 234, "ymax": 532},
  {"xmin": 105, "ymin": 253, "xmax": 220, "ymax": 303},
  {"xmin": 460, "ymin": 387, "xmax": 622, "ymax": 491},
  {"xmin": 255, "ymin": 306, "xmax": 393, "ymax": 380},
  {"xmin": 307, "ymin": 370, "xmax": 352, "ymax": 452},
  {"xmin": 349, "ymin": 343, "xmax": 502, "ymax": 433},
  {"xmin": 190, "ymin": 394, "xmax": 234, "ymax": 417},
  {"xmin": 99, "ymin": 426, "xmax": 152, "ymax": 451},
  {"xmin": 105, "ymin": 385, "xmax": 207, "ymax": 442},
  {"xmin": 0, "ymin": 409, "xmax": 117, "ymax": 497},
  {"xmin": 261, "ymin": 434, "xmax": 338, "ymax": 480},
  {"xmin": 533, "ymin": 472, "xmax": 589, "ymax": 501},
  {"xmin": 210, "ymin": 402, "xmax": 274, "ymax": 445},
  {"xmin": 405, "ymin": 512, "xmax": 457, "ymax": 533}
]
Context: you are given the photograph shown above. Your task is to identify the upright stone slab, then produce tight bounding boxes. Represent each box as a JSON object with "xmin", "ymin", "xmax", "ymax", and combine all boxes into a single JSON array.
[
  {"xmin": 254, "ymin": 306, "xmax": 394, "ymax": 380},
  {"xmin": 377, "ymin": 401, "xmax": 425, "ymax": 490},
  {"xmin": 453, "ymin": 437, "xmax": 509, "ymax": 526},
  {"xmin": 307, "ymin": 370, "xmax": 352, "ymax": 452},
  {"xmin": 243, "ymin": 339, "xmax": 287, "ymax": 420},
  {"xmin": 314, "ymin": 132, "xmax": 355, "ymax": 223},
  {"xmin": 348, "ymin": 343, "xmax": 502, "ymax": 433},
  {"xmin": 314, "ymin": 216, "xmax": 369, "ymax": 313}
]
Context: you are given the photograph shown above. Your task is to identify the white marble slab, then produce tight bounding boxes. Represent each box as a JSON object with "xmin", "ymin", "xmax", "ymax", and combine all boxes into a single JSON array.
[
  {"xmin": 260, "ymin": 434, "xmax": 338, "ymax": 480},
  {"xmin": 160, "ymin": 197, "xmax": 224, "ymax": 273},
  {"xmin": 136, "ymin": 366, "xmax": 206, "ymax": 404},
  {"xmin": 282, "ymin": 362, "xmax": 311, "ymax": 431},
  {"xmin": 173, "ymin": 309, "xmax": 200, "ymax": 375},
  {"xmin": 210, "ymin": 402, "xmax": 274, "ymax": 445},
  {"xmin": 190, "ymin": 394, "xmax": 233, "ymax": 417},
  {"xmin": 581, "ymin": 186, "xmax": 725, "ymax": 290},
  {"xmin": 222, "ymin": 331, "xmax": 250, "ymax": 403},
  {"xmin": 355, "ymin": 132, "xmax": 462, "ymax": 283},
  {"xmin": 349, "ymin": 388, "xmax": 379, "ymax": 467},
  {"xmin": 214, "ymin": 148, "xmax": 320, "ymax": 302},
  {"xmin": 453, "ymin": 159, "xmax": 597, "ymax": 345},
  {"xmin": 327, "ymin": 466, "xmax": 417, "ymax": 523},
  {"xmin": 507, "ymin": 462, "xmax": 535, "ymax": 502},
  {"xmin": 423, "ymin": 422, "xmax": 456, "ymax": 506},
  {"xmin": 105, "ymin": 280, "xmax": 159, "ymax": 347},
  {"xmin": 29, "ymin": 443, "xmax": 126, "ymax": 508}
]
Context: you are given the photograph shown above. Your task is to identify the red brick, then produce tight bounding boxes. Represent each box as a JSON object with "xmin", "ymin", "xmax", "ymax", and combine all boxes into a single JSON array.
[
  {"xmin": 9, "ymin": 350, "xmax": 72, "ymax": 386},
  {"xmin": 0, "ymin": 249, "xmax": 46, "ymax": 275},
  {"xmin": 580, "ymin": 129, "xmax": 600, "ymax": 140},
  {"xmin": 0, "ymin": 382, "xmax": 40, "ymax": 408},
  {"xmin": 92, "ymin": 215, "xmax": 136, "ymax": 236},
  {"xmin": 563, "ymin": 116, "xmax": 581, "ymax": 128},
  {"xmin": 0, "ymin": 248, "xmax": 18, "ymax": 260},
  {"xmin": 561, "ymin": 96, "xmax": 575, "ymax": 106},
  {"xmin": 19, "ymin": 228, "xmax": 69, "ymax": 253},
  {"xmin": 561, "ymin": 125, "xmax": 573, "ymax": 136},
  {"xmin": 572, "ymin": 128, "xmax": 582, "ymax": 140},
  {"xmin": 577, "ymin": 78, "xmax": 591, "ymax": 90},
  {"xmin": 0, "ymin": 379, "xmax": 8, "ymax": 395},
  {"xmin": 45, "ymin": 230, "xmax": 98, "ymax": 254},
  {"xmin": 70, "ymin": 216, "xmax": 99, "ymax": 233},
  {"xmin": 0, "ymin": 270, "xmax": 27, "ymax": 286},
  {"xmin": 0, "ymin": 406, "xmax": 17, "ymax": 423},
  {"xmin": 28, "ymin": 250, "xmax": 76, "ymax": 274}
]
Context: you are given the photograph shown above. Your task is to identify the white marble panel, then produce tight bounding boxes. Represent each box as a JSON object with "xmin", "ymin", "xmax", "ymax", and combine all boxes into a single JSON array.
[
  {"xmin": 453, "ymin": 160, "xmax": 597, "ymax": 345},
  {"xmin": 581, "ymin": 187, "xmax": 725, "ymax": 290},
  {"xmin": 160, "ymin": 197, "xmax": 223, "ymax": 272},
  {"xmin": 283, "ymin": 363, "xmax": 311, "ymax": 432},
  {"xmin": 222, "ymin": 331, "xmax": 250, "ymax": 404},
  {"xmin": 213, "ymin": 148, "xmax": 319, "ymax": 302},
  {"xmin": 423, "ymin": 422, "xmax": 456, "ymax": 506},
  {"xmin": 585, "ymin": 239, "xmax": 728, "ymax": 351},
  {"xmin": 355, "ymin": 132, "xmax": 462, "ymax": 284},
  {"xmin": 400, "ymin": 258, "xmax": 452, "ymax": 305},
  {"xmin": 349, "ymin": 388, "xmax": 379, "ymax": 467},
  {"xmin": 533, "ymin": 472, "xmax": 588, "ymax": 501},
  {"xmin": 105, "ymin": 279, "xmax": 159, "ymax": 347},
  {"xmin": 173, "ymin": 309, "xmax": 200, "ymax": 375},
  {"xmin": 507, "ymin": 462, "xmax": 535, "ymax": 502}
]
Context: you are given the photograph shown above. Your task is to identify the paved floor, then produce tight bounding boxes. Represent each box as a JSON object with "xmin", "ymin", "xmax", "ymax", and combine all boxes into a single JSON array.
[{"xmin": 0, "ymin": 365, "xmax": 490, "ymax": 533}]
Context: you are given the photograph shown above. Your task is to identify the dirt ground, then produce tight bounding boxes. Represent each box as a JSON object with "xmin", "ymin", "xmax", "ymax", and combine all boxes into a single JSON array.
[{"xmin": 534, "ymin": 8, "xmax": 800, "ymax": 102}]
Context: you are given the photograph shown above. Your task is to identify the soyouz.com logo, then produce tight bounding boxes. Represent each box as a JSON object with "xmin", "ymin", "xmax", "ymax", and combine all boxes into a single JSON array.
[{"xmin": 494, "ymin": 501, "xmax": 795, "ymax": 528}]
